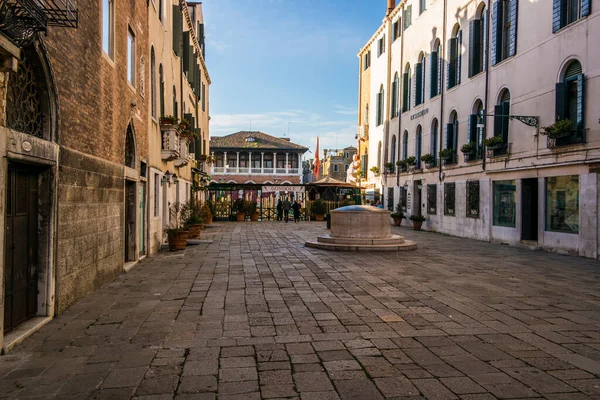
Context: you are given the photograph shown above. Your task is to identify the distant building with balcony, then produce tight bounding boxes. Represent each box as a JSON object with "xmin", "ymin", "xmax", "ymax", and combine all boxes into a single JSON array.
[
  {"xmin": 322, "ymin": 147, "xmax": 358, "ymax": 182},
  {"xmin": 210, "ymin": 131, "xmax": 308, "ymax": 184}
]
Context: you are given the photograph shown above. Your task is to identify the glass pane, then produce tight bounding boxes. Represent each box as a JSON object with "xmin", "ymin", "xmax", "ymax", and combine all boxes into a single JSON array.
[
  {"xmin": 128, "ymin": 31, "xmax": 135, "ymax": 85},
  {"xmin": 102, "ymin": 0, "xmax": 110, "ymax": 55},
  {"xmin": 493, "ymin": 180, "xmax": 516, "ymax": 227},
  {"xmin": 546, "ymin": 176, "xmax": 579, "ymax": 233}
]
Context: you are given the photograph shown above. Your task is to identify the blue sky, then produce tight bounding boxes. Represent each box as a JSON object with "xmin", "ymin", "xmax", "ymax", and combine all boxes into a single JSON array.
[{"xmin": 201, "ymin": 0, "xmax": 385, "ymax": 157}]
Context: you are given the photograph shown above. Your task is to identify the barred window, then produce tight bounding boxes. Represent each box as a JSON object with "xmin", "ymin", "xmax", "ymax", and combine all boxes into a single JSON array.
[
  {"xmin": 466, "ymin": 180, "xmax": 480, "ymax": 218},
  {"xmin": 427, "ymin": 184, "xmax": 437, "ymax": 214},
  {"xmin": 444, "ymin": 182, "xmax": 455, "ymax": 216}
]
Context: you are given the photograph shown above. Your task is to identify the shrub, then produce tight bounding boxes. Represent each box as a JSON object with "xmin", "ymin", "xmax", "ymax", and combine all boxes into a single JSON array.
[
  {"xmin": 483, "ymin": 136, "xmax": 504, "ymax": 148},
  {"xmin": 311, "ymin": 199, "xmax": 327, "ymax": 214}
]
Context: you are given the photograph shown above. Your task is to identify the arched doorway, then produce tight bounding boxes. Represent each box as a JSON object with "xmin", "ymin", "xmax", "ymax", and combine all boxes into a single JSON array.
[{"xmin": 124, "ymin": 122, "xmax": 140, "ymax": 262}]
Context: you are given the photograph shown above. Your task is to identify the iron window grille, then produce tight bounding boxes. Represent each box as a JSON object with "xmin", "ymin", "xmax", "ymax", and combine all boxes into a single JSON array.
[
  {"xmin": 466, "ymin": 180, "xmax": 480, "ymax": 218},
  {"xmin": 427, "ymin": 184, "xmax": 436, "ymax": 214},
  {"xmin": 400, "ymin": 187, "xmax": 408, "ymax": 214},
  {"xmin": 444, "ymin": 182, "xmax": 455, "ymax": 216}
]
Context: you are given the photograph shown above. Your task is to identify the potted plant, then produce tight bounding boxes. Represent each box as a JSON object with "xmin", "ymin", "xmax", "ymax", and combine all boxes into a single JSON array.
[
  {"xmin": 311, "ymin": 199, "xmax": 327, "ymax": 221},
  {"xmin": 384, "ymin": 162, "xmax": 394, "ymax": 173},
  {"xmin": 483, "ymin": 136, "xmax": 504, "ymax": 149},
  {"xmin": 245, "ymin": 200, "xmax": 259, "ymax": 221},
  {"xmin": 405, "ymin": 156, "xmax": 416, "ymax": 167},
  {"xmin": 541, "ymin": 119, "xmax": 573, "ymax": 138},
  {"xmin": 183, "ymin": 202, "xmax": 204, "ymax": 239},
  {"xmin": 232, "ymin": 198, "xmax": 246, "ymax": 221},
  {"xmin": 460, "ymin": 142, "xmax": 475, "ymax": 154},
  {"xmin": 159, "ymin": 115, "xmax": 179, "ymax": 125},
  {"xmin": 439, "ymin": 148, "xmax": 454, "ymax": 160},
  {"xmin": 370, "ymin": 166, "xmax": 380, "ymax": 175},
  {"xmin": 409, "ymin": 214, "xmax": 427, "ymax": 231},
  {"xmin": 396, "ymin": 159, "xmax": 407, "ymax": 172},
  {"xmin": 179, "ymin": 118, "xmax": 191, "ymax": 131},
  {"xmin": 390, "ymin": 203, "xmax": 404, "ymax": 226},
  {"xmin": 165, "ymin": 202, "xmax": 189, "ymax": 251},
  {"xmin": 200, "ymin": 201, "xmax": 213, "ymax": 225},
  {"xmin": 420, "ymin": 153, "xmax": 435, "ymax": 168}
]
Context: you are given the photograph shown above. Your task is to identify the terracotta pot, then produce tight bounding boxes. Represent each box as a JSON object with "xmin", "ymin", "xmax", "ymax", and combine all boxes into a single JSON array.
[
  {"xmin": 204, "ymin": 215, "xmax": 213, "ymax": 225},
  {"xmin": 412, "ymin": 221, "xmax": 423, "ymax": 231},
  {"xmin": 167, "ymin": 230, "xmax": 189, "ymax": 251},
  {"xmin": 393, "ymin": 217, "xmax": 403, "ymax": 227},
  {"xmin": 250, "ymin": 212, "xmax": 259, "ymax": 221},
  {"xmin": 236, "ymin": 212, "xmax": 246, "ymax": 222},
  {"xmin": 187, "ymin": 224, "xmax": 202, "ymax": 239},
  {"xmin": 314, "ymin": 214, "xmax": 324, "ymax": 222}
]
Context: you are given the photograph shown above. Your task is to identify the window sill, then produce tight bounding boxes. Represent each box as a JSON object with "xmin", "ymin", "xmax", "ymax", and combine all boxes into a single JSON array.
[
  {"xmin": 102, "ymin": 51, "xmax": 115, "ymax": 67},
  {"xmin": 127, "ymin": 81, "xmax": 137, "ymax": 93},
  {"xmin": 554, "ymin": 16, "xmax": 588, "ymax": 34},
  {"xmin": 469, "ymin": 70, "xmax": 486, "ymax": 80},
  {"xmin": 491, "ymin": 55, "xmax": 515, "ymax": 68}
]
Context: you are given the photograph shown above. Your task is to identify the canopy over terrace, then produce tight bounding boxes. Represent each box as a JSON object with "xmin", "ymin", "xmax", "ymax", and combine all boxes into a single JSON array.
[{"xmin": 306, "ymin": 177, "xmax": 362, "ymax": 205}]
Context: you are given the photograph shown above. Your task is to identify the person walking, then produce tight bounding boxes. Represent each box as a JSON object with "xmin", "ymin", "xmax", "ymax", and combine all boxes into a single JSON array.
[
  {"xmin": 283, "ymin": 197, "xmax": 291, "ymax": 223},
  {"xmin": 292, "ymin": 200, "xmax": 301, "ymax": 223},
  {"xmin": 276, "ymin": 199, "xmax": 283, "ymax": 221}
]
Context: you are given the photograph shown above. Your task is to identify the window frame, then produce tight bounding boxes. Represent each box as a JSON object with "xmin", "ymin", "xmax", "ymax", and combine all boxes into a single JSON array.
[
  {"xmin": 102, "ymin": 0, "xmax": 114, "ymax": 59},
  {"xmin": 127, "ymin": 27, "xmax": 136, "ymax": 87}
]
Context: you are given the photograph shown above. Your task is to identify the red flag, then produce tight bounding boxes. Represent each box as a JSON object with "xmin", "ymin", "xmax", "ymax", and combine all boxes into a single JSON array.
[{"xmin": 313, "ymin": 137, "xmax": 320, "ymax": 180}]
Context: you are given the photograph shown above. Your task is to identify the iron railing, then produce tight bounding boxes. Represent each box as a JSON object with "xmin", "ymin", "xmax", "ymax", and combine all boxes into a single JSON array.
[{"xmin": 546, "ymin": 130, "xmax": 586, "ymax": 149}]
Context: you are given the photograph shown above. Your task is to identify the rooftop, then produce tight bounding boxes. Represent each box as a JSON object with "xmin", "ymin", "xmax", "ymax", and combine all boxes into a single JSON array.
[{"xmin": 210, "ymin": 131, "xmax": 309, "ymax": 152}]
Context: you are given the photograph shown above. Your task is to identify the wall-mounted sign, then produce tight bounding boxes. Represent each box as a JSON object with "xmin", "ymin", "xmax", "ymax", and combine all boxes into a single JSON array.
[
  {"xmin": 262, "ymin": 186, "xmax": 305, "ymax": 193},
  {"xmin": 410, "ymin": 108, "xmax": 429, "ymax": 120}
]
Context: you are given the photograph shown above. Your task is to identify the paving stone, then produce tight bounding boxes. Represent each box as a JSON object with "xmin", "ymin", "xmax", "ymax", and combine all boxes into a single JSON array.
[
  {"xmin": 219, "ymin": 367, "xmax": 258, "ymax": 382},
  {"xmin": 294, "ymin": 371, "xmax": 334, "ymax": 392},
  {"xmin": 502, "ymin": 366, "xmax": 576, "ymax": 393},
  {"xmin": 220, "ymin": 356, "xmax": 256, "ymax": 368},
  {"xmin": 300, "ymin": 391, "xmax": 341, "ymax": 400},
  {"xmin": 439, "ymin": 377, "xmax": 486, "ymax": 394},
  {"xmin": 101, "ymin": 367, "xmax": 147, "ymax": 388},
  {"xmin": 261, "ymin": 384, "xmax": 298, "ymax": 398},
  {"xmin": 334, "ymin": 379, "xmax": 384, "ymax": 400},
  {"xmin": 413, "ymin": 378, "xmax": 459, "ymax": 399},
  {"xmin": 218, "ymin": 381, "xmax": 260, "ymax": 395},
  {"xmin": 178, "ymin": 375, "xmax": 218, "ymax": 393},
  {"xmin": 374, "ymin": 376, "xmax": 420, "ymax": 397},
  {"xmin": 136, "ymin": 374, "xmax": 179, "ymax": 395},
  {"xmin": 259, "ymin": 370, "xmax": 293, "ymax": 386}
]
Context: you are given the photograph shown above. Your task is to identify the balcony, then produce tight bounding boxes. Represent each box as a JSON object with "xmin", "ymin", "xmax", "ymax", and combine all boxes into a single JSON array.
[
  {"xmin": 251, "ymin": 168, "xmax": 262, "ymax": 174},
  {"xmin": 161, "ymin": 126, "xmax": 180, "ymax": 161},
  {"xmin": 487, "ymin": 143, "xmax": 511, "ymax": 158},
  {"xmin": 441, "ymin": 152, "xmax": 458, "ymax": 166},
  {"xmin": 546, "ymin": 130, "xmax": 586, "ymax": 149},
  {"xmin": 174, "ymin": 136, "xmax": 190, "ymax": 167},
  {"xmin": 211, "ymin": 166, "xmax": 301, "ymax": 176}
]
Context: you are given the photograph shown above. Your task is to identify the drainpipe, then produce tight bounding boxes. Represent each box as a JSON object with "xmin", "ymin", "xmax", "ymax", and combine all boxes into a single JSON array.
[
  {"xmin": 397, "ymin": 2, "xmax": 404, "ymax": 189},
  {"xmin": 439, "ymin": 0, "xmax": 447, "ymax": 183},
  {"xmin": 483, "ymin": 7, "xmax": 490, "ymax": 172}
]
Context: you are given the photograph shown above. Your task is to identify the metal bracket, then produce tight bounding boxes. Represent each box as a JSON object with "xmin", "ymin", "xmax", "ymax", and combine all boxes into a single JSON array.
[{"xmin": 477, "ymin": 113, "xmax": 539, "ymax": 128}]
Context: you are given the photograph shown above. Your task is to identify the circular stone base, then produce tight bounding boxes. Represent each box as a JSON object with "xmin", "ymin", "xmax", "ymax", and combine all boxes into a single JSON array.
[{"xmin": 305, "ymin": 234, "xmax": 417, "ymax": 252}]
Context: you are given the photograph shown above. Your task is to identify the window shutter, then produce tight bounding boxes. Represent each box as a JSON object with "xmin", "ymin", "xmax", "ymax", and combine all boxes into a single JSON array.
[
  {"xmin": 445, "ymin": 123, "xmax": 454, "ymax": 149},
  {"xmin": 468, "ymin": 114, "xmax": 478, "ymax": 143},
  {"xmin": 447, "ymin": 38, "xmax": 457, "ymax": 89},
  {"xmin": 577, "ymin": 74, "xmax": 585, "ymax": 131},
  {"xmin": 483, "ymin": 12, "xmax": 488, "ymax": 71},
  {"xmin": 552, "ymin": 0, "xmax": 563, "ymax": 33},
  {"xmin": 469, "ymin": 19, "xmax": 482, "ymax": 77},
  {"xmin": 555, "ymin": 82, "xmax": 568, "ymax": 121},
  {"xmin": 581, "ymin": 0, "xmax": 591, "ymax": 17},
  {"xmin": 429, "ymin": 52, "xmax": 438, "ymax": 98},
  {"xmin": 188, "ymin": 45, "xmax": 195, "ymax": 86},
  {"xmin": 457, "ymin": 31, "xmax": 462, "ymax": 84},
  {"xmin": 159, "ymin": 77, "xmax": 165, "ymax": 117},
  {"xmin": 381, "ymin": 89, "xmax": 385, "ymax": 123},
  {"xmin": 182, "ymin": 33, "xmax": 190, "ymax": 74},
  {"xmin": 172, "ymin": 5, "xmax": 183, "ymax": 56},
  {"xmin": 508, "ymin": 0, "xmax": 518, "ymax": 57},
  {"xmin": 493, "ymin": 104, "xmax": 503, "ymax": 137},
  {"xmin": 491, "ymin": 0, "xmax": 501, "ymax": 65},
  {"xmin": 402, "ymin": 72, "xmax": 409, "ymax": 112},
  {"xmin": 415, "ymin": 63, "xmax": 422, "ymax": 105},
  {"xmin": 501, "ymin": 101, "xmax": 510, "ymax": 142}
]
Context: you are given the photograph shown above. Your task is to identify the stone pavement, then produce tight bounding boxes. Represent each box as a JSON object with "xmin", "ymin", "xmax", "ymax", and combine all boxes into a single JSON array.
[{"xmin": 1, "ymin": 222, "xmax": 600, "ymax": 400}]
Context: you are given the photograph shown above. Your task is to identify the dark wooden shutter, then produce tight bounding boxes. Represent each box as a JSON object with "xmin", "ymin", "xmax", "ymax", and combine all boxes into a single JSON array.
[
  {"xmin": 577, "ymin": 74, "xmax": 585, "ymax": 131},
  {"xmin": 172, "ymin": 5, "xmax": 183, "ymax": 56},
  {"xmin": 493, "ymin": 104, "xmax": 503, "ymax": 137},
  {"xmin": 429, "ymin": 52, "xmax": 438, "ymax": 98},
  {"xmin": 188, "ymin": 45, "xmax": 195, "ymax": 86},
  {"xmin": 457, "ymin": 31, "xmax": 462, "ymax": 84},
  {"xmin": 552, "ymin": 0, "xmax": 563, "ymax": 33},
  {"xmin": 468, "ymin": 114, "xmax": 478, "ymax": 143},
  {"xmin": 447, "ymin": 38, "xmax": 457, "ymax": 89},
  {"xmin": 159, "ymin": 75, "xmax": 165, "ymax": 117},
  {"xmin": 501, "ymin": 101, "xmax": 510, "ymax": 142},
  {"xmin": 182, "ymin": 33, "xmax": 190, "ymax": 74},
  {"xmin": 491, "ymin": 0, "xmax": 502, "ymax": 65},
  {"xmin": 469, "ymin": 19, "xmax": 482, "ymax": 77},
  {"xmin": 483, "ymin": 12, "xmax": 488, "ymax": 71},
  {"xmin": 555, "ymin": 82, "xmax": 567, "ymax": 121},
  {"xmin": 402, "ymin": 73, "xmax": 409, "ymax": 112},
  {"xmin": 581, "ymin": 0, "xmax": 591, "ymax": 17},
  {"xmin": 508, "ymin": 0, "xmax": 518, "ymax": 57},
  {"xmin": 446, "ymin": 123, "xmax": 454, "ymax": 149},
  {"xmin": 415, "ymin": 63, "xmax": 423, "ymax": 105}
]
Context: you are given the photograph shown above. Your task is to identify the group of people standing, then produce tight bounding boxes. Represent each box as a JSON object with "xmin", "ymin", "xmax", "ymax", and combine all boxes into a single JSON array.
[{"xmin": 276, "ymin": 197, "xmax": 302, "ymax": 223}]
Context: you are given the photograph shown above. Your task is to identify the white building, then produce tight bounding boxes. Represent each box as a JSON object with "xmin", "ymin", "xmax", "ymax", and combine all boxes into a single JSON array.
[{"xmin": 358, "ymin": 0, "xmax": 598, "ymax": 258}]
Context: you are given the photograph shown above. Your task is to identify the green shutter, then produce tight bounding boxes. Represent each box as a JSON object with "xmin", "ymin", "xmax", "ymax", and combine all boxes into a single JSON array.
[
  {"xmin": 447, "ymin": 38, "xmax": 457, "ymax": 89},
  {"xmin": 491, "ymin": 0, "xmax": 502, "ymax": 65},
  {"xmin": 501, "ymin": 101, "xmax": 510, "ymax": 143},
  {"xmin": 188, "ymin": 45, "xmax": 195, "ymax": 86},
  {"xmin": 457, "ymin": 31, "xmax": 462, "ymax": 84},
  {"xmin": 402, "ymin": 73, "xmax": 409, "ymax": 112},
  {"xmin": 172, "ymin": 5, "xmax": 183, "ymax": 56},
  {"xmin": 581, "ymin": 0, "xmax": 591, "ymax": 17},
  {"xmin": 577, "ymin": 74, "xmax": 585, "ymax": 131},
  {"xmin": 415, "ymin": 63, "xmax": 422, "ymax": 105},
  {"xmin": 159, "ymin": 75, "xmax": 165, "ymax": 117},
  {"xmin": 446, "ymin": 123, "xmax": 454, "ymax": 150},
  {"xmin": 468, "ymin": 114, "xmax": 478, "ymax": 143},
  {"xmin": 469, "ymin": 19, "xmax": 482, "ymax": 77},
  {"xmin": 182, "ymin": 32, "xmax": 190, "ymax": 74},
  {"xmin": 552, "ymin": 0, "xmax": 563, "ymax": 32},
  {"xmin": 494, "ymin": 104, "xmax": 503, "ymax": 138},
  {"xmin": 430, "ymin": 52, "xmax": 438, "ymax": 98},
  {"xmin": 555, "ymin": 82, "xmax": 568, "ymax": 121},
  {"xmin": 508, "ymin": 0, "xmax": 518, "ymax": 57}
]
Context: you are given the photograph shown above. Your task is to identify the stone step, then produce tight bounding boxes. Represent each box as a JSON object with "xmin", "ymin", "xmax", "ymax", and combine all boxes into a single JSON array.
[{"xmin": 305, "ymin": 240, "xmax": 417, "ymax": 252}]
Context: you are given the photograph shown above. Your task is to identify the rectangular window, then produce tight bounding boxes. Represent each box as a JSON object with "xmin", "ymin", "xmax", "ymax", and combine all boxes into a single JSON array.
[
  {"xmin": 388, "ymin": 188, "xmax": 394, "ymax": 211},
  {"xmin": 546, "ymin": 176, "xmax": 579, "ymax": 233},
  {"xmin": 444, "ymin": 182, "xmax": 455, "ymax": 216},
  {"xmin": 427, "ymin": 184, "xmax": 436, "ymax": 214},
  {"xmin": 377, "ymin": 35, "xmax": 385, "ymax": 57},
  {"xmin": 154, "ymin": 174, "xmax": 159, "ymax": 217},
  {"xmin": 102, "ymin": 0, "xmax": 114, "ymax": 58},
  {"xmin": 400, "ymin": 187, "xmax": 408, "ymax": 214},
  {"xmin": 127, "ymin": 28, "xmax": 136, "ymax": 87},
  {"xmin": 404, "ymin": 5, "xmax": 412, "ymax": 30},
  {"xmin": 419, "ymin": 0, "xmax": 426, "ymax": 14},
  {"xmin": 392, "ymin": 20, "xmax": 401, "ymax": 41},
  {"xmin": 466, "ymin": 181, "xmax": 480, "ymax": 218},
  {"xmin": 493, "ymin": 180, "xmax": 516, "ymax": 227}
]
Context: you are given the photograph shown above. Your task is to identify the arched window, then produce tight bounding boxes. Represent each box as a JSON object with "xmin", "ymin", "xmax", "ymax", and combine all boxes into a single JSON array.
[
  {"xmin": 448, "ymin": 25, "xmax": 462, "ymax": 89},
  {"xmin": 557, "ymin": 60, "xmax": 584, "ymax": 137},
  {"xmin": 150, "ymin": 47, "xmax": 156, "ymax": 118},
  {"xmin": 402, "ymin": 130, "xmax": 408, "ymax": 160},
  {"xmin": 416, "ymin": 52, "xmax": 425, "ymax": 106},
  {"xmin": 492, "ymin": 0, "xmax": 518, "ymax": 65},
  {"xmin": 125, "ymin": 123, "xmax": 136, "ymax": 168},
  {"xmin": 469, "ymin": 4, "xmax": 487, "ymax": 77},
  {"xmin": 158, "ymin": 0, "xmax": 163, "ymax": 22},
  {"xmin": 377, "ymin": 141, "xmax": 382, "ymax": 171},
  {"xmin": 173, "ymin": 85, "xmax": 178, "ymax": 118},
  {"xmin": 415, "ymin": 125, "xmax": 423, "ymax": 168},
  {"xmin": 402, "ymin": 63, "xmax": 411, "ymax": 112},
  {"xmin": 430, "ymin": 118, "xmax": 438, "ymax": 166},
  {"xmin": 494, "ymin": 89, "xmax": 510, "ymax": 143},
  {"xmin": 390, "ymin": 135, "xmax": 397, "ymax": 165},
  {"xmin": 468, "ymin": 99, "xmax": 484, "ymax": 159},
  {"xmin": 376, "ymin": 85, "xmax": 384, "ymax": 126},
  {"xmin": 159, "ymin": 64, "xmax": 164, "ymax": 117},
  {"xmin": 445, "ymin": 111, "xmax": 458, "ymax": 164},
  {"xmin": 430, "ymin": 40, "xmax": 441, "ymax": 98},
  {"xmin": 391, "ymin": 73, "xmax": 399, "ymax": 118}
]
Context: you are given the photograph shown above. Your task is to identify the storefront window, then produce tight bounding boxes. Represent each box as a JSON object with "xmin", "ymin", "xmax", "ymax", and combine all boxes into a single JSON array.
[
  {"xmin": 493, "ymin": 180, "xmax": 516, "ymax": 227},
  {"xmin": 546, "ymin": 176, "xmax": 579, "ymax": 234}
]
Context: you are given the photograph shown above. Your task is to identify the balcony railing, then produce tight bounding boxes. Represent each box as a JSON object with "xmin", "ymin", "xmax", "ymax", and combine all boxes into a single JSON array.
[
  {"xmin": 161, "ymin": 127, "xmax": 180, "ymax": 161},
  {"xmin": 213, "ymin": 166, "xmax": 225, "ymax": 173},
  {"xmin": 288, "ymin": 168, "xmax": 299, "ymax": 174},
  {"xmin": 442, "ymin": 152, "xmax": 458, "ymax": 166},
  {"xmin": 238, "ymin": 167, "xmax": 249, "ymax": 174},
  {"xmin": 251, "ymin": 168, "xmax": 262, "ymax": 174},
  {"xmin": 211, "ymin": 167, "xmax": 301, "ymax": 175},
  {"xmin": 547, "ymin": 130, "xmax": 586, "ymax": 149},
  {"xmin": 487, "ymin": 143, "xmax": 511, "ymax": 158},
  {"xmin": 263, "ymin": 168, "xmax": 274, "ymax": 174}
]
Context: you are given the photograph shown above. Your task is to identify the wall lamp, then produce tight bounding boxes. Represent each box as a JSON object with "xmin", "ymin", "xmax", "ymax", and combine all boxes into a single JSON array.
[{"xmin": 161, "ymin": 171, "xmax": 179, "ymax": 186}]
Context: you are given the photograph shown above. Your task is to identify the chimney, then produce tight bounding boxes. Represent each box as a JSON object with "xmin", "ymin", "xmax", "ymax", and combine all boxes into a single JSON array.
[{"xmin": 387, "ymin": 0, "xmax": 395, "ymax": 15}]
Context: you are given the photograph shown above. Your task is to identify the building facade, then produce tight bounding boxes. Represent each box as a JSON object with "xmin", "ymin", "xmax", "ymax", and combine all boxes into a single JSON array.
[
  {"xmin": 359, "ymin": 0, "xmax": 599, "ymax": 258},
  {"xmin": 210, "ymin": 131, "xmax": 307, "ymax": 184},
  {"xmin": 322, "ymin": 147, "xmax": 358, "ymax": 182},
  {"xmin": 0, "ymin": 0, "xmax": 210, "ymax": 351}
]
